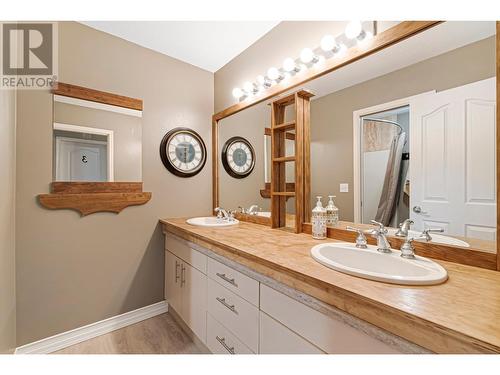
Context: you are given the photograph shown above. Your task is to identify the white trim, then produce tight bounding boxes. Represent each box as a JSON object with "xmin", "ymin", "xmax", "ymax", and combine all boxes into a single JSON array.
[
  {"xmin": 54, "ymin": 94, "xmax": 143, "ymax": 118},
  {"xmin": 54, "ymin": 122, "xmax": 114, "ymax": 182},
  {"xmin": 352, "ymin": 91, "xmax": 435, "ymax": 223},
  {"xmin": 14, "ymin": 301, "xmax": 168, "ymax": 354}
]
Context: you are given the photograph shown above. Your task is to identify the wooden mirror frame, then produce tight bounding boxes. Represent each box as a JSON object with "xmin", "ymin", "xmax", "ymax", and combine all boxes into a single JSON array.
[
  {"xmin": 212, "ymin": 21, "xmax": 500, "ymax": 271},
  {"xmin": 38, "ymin": 82, "xmax": 152, "ymax": 216}
]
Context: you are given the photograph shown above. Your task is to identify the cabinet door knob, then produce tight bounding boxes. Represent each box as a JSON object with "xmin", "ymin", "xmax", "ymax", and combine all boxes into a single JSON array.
[
  {"xmin": 216, "ymin": 297, "xmax": 237, "ymax": 314},
  {"xmin": 175, "ymin": 261, "xmax": 180, "ymax": 283},
  {"xmin": 216, "ymin": 272, "xmax": 237, "ymax": 287}
]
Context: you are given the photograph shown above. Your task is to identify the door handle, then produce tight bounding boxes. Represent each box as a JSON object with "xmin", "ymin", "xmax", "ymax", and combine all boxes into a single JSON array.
[
  {"xmin": 175, "ymin": 261, "xmax": 180, "ymax": 283},
  {"xmin": 180, "ymin": 264, "xmax": 186, "ymax": 287},
  {"xmin": 413, "ymin": 206, "xmax": 427, "ymax": 214}
]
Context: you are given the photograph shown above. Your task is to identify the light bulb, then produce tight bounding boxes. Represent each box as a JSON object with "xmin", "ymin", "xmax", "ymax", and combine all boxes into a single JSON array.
[
  {"xmin": 345, "ymin": 21, "xmax": 363, "ymax": 39},
  {"xmin": 257, "ymin": 74, "xmax": 271, "ymax": 88},
  {"xmin": 320, "ymin": 34, "xmax": 337, "ymax": 52},
  {"xmin": 283, "ymin": 57, "xmax": 297, "ymax": 72},
  {"xmin": 232, "ymin": 87, "xmax": 243, "ymax": 99},
  {"xmin": 243, "ymin": 81, "xmax": 255, "ymax": 94},
  {"xmin": 300, "ymin": 48, "xmax": 315, "ymax": 64},
  {"xmin": 267, "ymin": 67, "xmax": 281, "ymax": 81}
]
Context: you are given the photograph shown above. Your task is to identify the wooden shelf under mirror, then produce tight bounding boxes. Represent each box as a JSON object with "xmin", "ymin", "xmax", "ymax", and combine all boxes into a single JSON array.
[{"xmin": 39, "ymin": 182, "xmax": 152, "ymax": 216}]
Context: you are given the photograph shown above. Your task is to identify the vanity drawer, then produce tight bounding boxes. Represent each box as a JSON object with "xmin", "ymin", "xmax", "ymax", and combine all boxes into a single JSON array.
[
  {"xmin": 165, "ymin": 235, "xmax": 207, "ymax": 274},
  {"xmin": 206, "ymin": 313, "xmax": 254, "ymax": 354},
  {"xmin": 259, "ymin": 311, "xmax": 324, "ymax": 354},
  {"xmin": 207, "ymin": 278, "xmax": 259, "ymax": 353},
  {"xmin": 207, "ymin": 257, "xmax": 259, "ymax": 306},
  {"xmin": 260, "ymin": 284, "xmax": 399, "ymax": 354}
]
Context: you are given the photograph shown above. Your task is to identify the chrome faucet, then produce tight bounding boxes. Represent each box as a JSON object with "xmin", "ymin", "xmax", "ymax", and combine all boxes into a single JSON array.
[
  {"xmin": 215, "ymin": 207, "xmax": 237, "ymax": 221},
  {"xmin": 247, "ymin": 205, "xmax": 260, "ymax": 215},
  {"xmin": 420, "ymin": 227, "xmax": 445, "ymax": 242},
  {"xmin": 370, "ymin": 220, "xmax": 392, "ymax": 253},
  {"xmin": 395, "ymin": 219, "xmax": 414, "ymax": 237},
  {"xmin": 346, "ymin": 226, "xmax": 368, "ymax": 249}
]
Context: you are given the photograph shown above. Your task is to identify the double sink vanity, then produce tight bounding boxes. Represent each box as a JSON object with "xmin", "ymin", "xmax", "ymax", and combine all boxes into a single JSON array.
[
  {"xmin": 161, "ymin": 216, "xmax": 500, "ymax": 354},
  {"xmin": 162, "ymin": 21, "xmax": 500, "ymax": 355}
]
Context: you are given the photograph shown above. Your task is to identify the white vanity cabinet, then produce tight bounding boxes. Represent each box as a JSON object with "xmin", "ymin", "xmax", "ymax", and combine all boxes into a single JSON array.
[
  {"xmin": 164, "ymin": 240, "xmax": 207, "ymax": 344},
  {"xmin": 164, "ymin": 234, "xmax": 409, "ymax": 354}
]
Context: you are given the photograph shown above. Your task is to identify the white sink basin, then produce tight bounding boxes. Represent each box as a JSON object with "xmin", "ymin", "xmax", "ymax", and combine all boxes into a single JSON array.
[
  {"xmin": 386, "ymin": 229, "xmax": 469, "ymax": 248},
  {"xmin": 311, "ymin": 242, "xmax": 447, "ymax": 285},
  {"xmin": 186, "ymin": 217, "xmax": 239, "ymax": 227}
]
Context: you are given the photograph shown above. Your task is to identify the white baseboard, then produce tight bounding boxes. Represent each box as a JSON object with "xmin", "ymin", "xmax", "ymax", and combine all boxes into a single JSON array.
[{"xmin": 15, "ymin": 301, "xmax": 168, "ymax": 354}]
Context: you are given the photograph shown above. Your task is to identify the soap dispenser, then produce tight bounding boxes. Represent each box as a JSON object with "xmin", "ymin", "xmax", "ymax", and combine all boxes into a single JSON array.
[
  {"xmin": 326, "ymin": 195, "xmax": 339, "ymax": 227},
  {"xmin": 312, "ymin": 196, "xmax": 327, "ymax": 240}
]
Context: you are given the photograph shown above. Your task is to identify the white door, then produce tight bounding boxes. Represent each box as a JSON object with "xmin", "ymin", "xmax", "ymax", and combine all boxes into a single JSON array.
[
  {"xmin": 410, "ymin": 78, "xmax": 496, "ymax": 240},
  {"xmin": 182, "ymin": 262, "xmax": 207, "ymax": 344},
  {"xmin": 56, "ymin": 137, "xmax": 107, "ymax": 181}
]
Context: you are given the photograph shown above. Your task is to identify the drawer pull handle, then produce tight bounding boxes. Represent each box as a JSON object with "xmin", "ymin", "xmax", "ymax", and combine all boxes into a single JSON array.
[
  {"xmin": 216, "ymin": 297, "xmax": 237, "ymax": 314},
  {"xmin": 216, "ymin": 272, "xmax": 237, "ymax": 287},
  {"xmin": 216, "ymin": 335, "xmax": 235, "ymax": 354}
]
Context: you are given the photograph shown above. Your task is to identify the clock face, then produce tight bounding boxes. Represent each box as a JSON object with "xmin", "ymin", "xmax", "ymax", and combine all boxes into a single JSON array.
[
  {"xmin": 222, "ymin": 137, "xmax": 255, "ymax": 178},
  {"xmin": 160, "ymin": 128, "xmax": 206, "ymax": 177}
]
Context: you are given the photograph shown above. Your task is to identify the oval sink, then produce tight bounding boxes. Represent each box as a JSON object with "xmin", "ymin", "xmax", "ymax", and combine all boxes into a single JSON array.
[
  {"xmin": 311, "ymin": 242, "xmax": 447, "ymax": 285},
  {"xmin": 386, "ymin": 228, "xmax": 469, "ymax": 248},
  {"xmin": 186, "ymin": 217, "xmax": 239, "ymax": 227}
]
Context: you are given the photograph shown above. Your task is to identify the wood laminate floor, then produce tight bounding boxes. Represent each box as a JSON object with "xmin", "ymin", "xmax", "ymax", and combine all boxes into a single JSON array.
[{"xmin": 53, "ymin": 313, "xmax": 206, "ymax": 354}]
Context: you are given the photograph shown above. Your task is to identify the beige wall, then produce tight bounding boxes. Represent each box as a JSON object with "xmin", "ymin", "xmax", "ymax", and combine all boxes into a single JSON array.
[
  {"xmin": 214, "ymin": 21, "xmax": 399, "ymax": 112},
  {"xmin": 0, "ymin": 88, "xmax": 16, "ymax": 353},
  {"xmin": 15, "ymin": 22, "xmax": 214, "ymax": 345},
  {"xmin": 310, "ymin": 36, "xmax": 496, "ymax": 221}
]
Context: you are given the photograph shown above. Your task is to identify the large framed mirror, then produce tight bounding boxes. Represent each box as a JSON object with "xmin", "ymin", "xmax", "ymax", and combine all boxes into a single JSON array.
[{"xmin": 212, "ymin": 21, "xmax": 499, "ymax": 271}]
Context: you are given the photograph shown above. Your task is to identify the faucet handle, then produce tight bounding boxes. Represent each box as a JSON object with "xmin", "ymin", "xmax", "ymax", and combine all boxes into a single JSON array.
[
  {"xmin": 346, "ymin": 226, "xmax": 368, "ymax": 249},
  {"xmin": 370, "ymin": 220, "xmax": 388, "ymax": 235},
  {"xmin": 420, "ymin": 227, "xmax": 445, "ymax": 242}
]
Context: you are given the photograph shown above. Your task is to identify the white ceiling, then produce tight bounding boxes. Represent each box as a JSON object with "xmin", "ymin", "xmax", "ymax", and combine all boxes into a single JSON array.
[{"xmin": 80, "ymin": 21, "xmax": 280, "ymax": 72}]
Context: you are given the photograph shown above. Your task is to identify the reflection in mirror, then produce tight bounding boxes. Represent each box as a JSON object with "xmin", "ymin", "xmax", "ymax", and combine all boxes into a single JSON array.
[
  {"xmin": 53, "ymin": 97, "xmax": 142, "ymax": 182},
  {"xmin": 218, "ymin": 103, "xmax": 271, "ymax": 216},
  {"xmin": 299, "ymin": 21, "xmax": 496, "ymax": 252}
]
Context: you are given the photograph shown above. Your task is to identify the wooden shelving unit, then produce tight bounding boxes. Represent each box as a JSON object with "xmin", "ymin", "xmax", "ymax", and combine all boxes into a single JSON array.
[{"xmin": 270, "ymin": 89, "xmax": 314, "ymax": 232}]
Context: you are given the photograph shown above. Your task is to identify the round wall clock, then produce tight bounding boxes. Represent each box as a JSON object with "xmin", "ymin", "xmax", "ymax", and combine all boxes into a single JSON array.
[
  {"xmin": 159, "ymin": 127, "xmax": 207, "ymax": 178},
  {"xmin": 221, "ymin": 136, "xmax": 255, "ymax": 179}
]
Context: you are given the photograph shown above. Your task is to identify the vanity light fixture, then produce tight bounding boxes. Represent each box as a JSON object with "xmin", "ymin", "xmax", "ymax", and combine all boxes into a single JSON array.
[
  {"xmin": 300, "ymin": 48, "xmax": 319, "ymax": 64},
  {"xmin": 257, "ymin": 74, "xmax": 272, "ymax": 88},
  {"xmin": 345, "ymin": 21, "xmax": 372, "ymax": 43},
  {"xmin": 243, "ymin": 81, "xmax": 258, "ymax": 95},
  {"xmin": 283, "ymin": 57, "xmax": 301, "ymax": 73},
  {"xmin": 320, "ymin": 34, "xmax": 346, "ymax": 56},
  {"xmin": 267, "ymin": 66, "xmax": 284, "ymax": 82},
  {"xmin": 232, "ymin": 87, "xmax": 244, "ymax": 99}
]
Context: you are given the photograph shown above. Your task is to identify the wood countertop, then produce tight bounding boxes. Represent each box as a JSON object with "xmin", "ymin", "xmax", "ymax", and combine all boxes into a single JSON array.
[{"xmin": 160, "ymin": 218, "xmax": 500, "ymax": 354}]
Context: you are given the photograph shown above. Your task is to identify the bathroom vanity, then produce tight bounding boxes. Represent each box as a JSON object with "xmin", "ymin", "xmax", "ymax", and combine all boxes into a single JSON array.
[{"xmin": 161, "ymin": 218, "xmax": 500, "ymax": 354}]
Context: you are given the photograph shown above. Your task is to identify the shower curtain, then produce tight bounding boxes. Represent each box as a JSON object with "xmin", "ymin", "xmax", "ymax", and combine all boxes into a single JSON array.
[{"xmin": 374, "ymin": 132, "xmax": 406, "ymax": 226}]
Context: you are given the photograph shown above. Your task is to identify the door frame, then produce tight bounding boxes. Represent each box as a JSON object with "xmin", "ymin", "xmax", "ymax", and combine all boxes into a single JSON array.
[
  {"xmin": 53, "ymin": 122, "xmax": 114, "ymax": 182},
  {"xmin": 352, "ymin": 91, "xmax": 434, "ymax": 223}
]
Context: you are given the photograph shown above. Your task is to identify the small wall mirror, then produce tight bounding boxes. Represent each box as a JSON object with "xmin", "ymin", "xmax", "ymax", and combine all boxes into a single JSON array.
[{"xmin": 53, "ymin": 95, "xmax": 142, "ymax": 182}]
